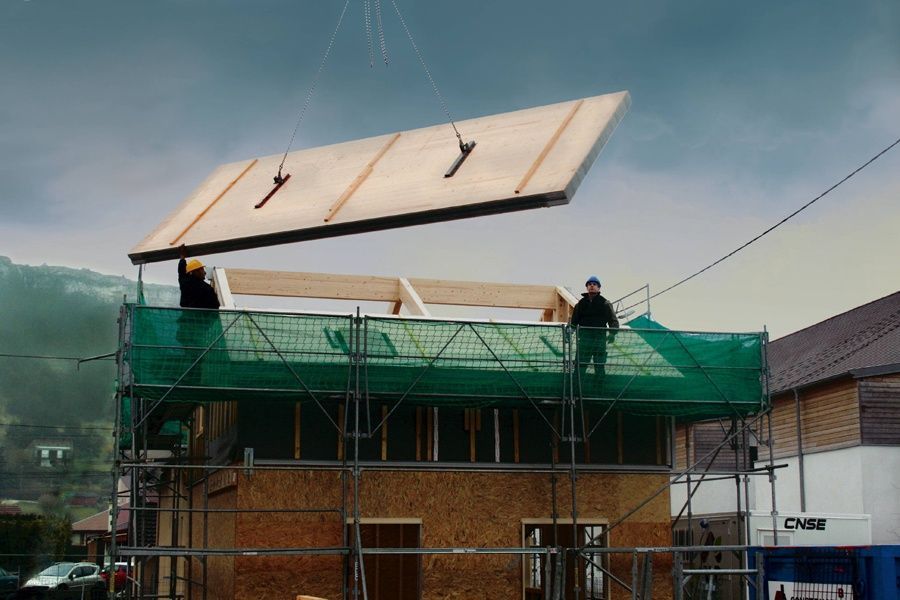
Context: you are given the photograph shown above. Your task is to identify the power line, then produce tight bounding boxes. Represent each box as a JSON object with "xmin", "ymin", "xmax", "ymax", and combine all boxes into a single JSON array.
[
  {"xmin": 625, "ymin": 136, "xmax": 900, "ymax": 311},
  {"xmin": 0, "ymin": 352, "xmax": 114, "ymax": 362},
  {"xmin": 0, "ymin": 423, "xmax": 113, "ymax": 431}
]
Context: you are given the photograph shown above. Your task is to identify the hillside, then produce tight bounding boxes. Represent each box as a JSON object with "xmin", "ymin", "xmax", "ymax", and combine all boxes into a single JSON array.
[{"xmin": 0, "ymin": 256, "xmax": 178, "ymax": 500}]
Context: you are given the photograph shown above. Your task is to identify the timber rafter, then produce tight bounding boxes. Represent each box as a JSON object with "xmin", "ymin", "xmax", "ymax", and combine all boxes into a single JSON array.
[{"xmin": 213, "ymin": 267, "xmax": 578, "ymax": 322}]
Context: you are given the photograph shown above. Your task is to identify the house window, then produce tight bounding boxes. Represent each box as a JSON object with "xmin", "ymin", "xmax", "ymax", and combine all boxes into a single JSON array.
[
  {"xmin": 523, "ymin": 520, "xmax": 608, "ymax": 600},
  {"xmin": 347, "ymin": 520, "xmax": 420, "ymax": 600}
]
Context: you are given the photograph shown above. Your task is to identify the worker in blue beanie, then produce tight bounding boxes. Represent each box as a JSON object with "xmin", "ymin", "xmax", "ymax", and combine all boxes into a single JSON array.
[{"xmin": 570, "ymin": 276, "xmax": 619, "ymax": 391}]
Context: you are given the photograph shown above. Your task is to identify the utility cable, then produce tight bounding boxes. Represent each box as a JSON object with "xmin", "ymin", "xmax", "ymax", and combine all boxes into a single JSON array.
[
  {"xmin": 276, "ymin": 0, "xmax": 353, "ymax": 180},
  {"xmin": 0, "ymin": 423, "xmax": 113, "ymax": 431},
  {"xmin": 622, "ymin": 136, "xmax": 900, "ymax": 312},
  {"xmin": 0, "ymin": 352, "xmax": 113, "ymax": 362},
  {"xmin": 389, "ymin": 0, "xmax": 466, "ymax": 149}
]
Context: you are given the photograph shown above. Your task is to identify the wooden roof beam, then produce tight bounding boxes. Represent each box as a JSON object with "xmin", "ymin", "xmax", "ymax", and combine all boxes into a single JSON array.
[
  {"xmin": 223, "ymin": 268, "xmax": 399, "ymax": 301},
  {"xmin": 405, "ymin": 278, "xmax": 560, "ymax": 309},
  {"xmin": 218, "ymin": 268, "xmax": 578, "ymax": 312}
]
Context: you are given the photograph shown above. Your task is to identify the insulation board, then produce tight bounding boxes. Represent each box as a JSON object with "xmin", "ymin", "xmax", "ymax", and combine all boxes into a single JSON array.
[{"xmin": 129, "ymin": 91, "xmax": 630, "ymax": 264}]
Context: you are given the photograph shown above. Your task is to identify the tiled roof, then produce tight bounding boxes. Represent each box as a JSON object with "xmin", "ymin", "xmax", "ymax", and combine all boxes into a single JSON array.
[
  {"xmin": 768, "ymin": 291, "xmax": 900, "ymax": 394},
  {"xmin": 72, "ymin": 506, "xmax": 129, "ymax": 533}
]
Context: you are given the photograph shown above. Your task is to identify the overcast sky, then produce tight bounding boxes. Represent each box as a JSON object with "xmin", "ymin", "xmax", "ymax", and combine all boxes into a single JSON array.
[{"xmin": 1, "ymin": 0, "xmax": 898, "ymax": 338}]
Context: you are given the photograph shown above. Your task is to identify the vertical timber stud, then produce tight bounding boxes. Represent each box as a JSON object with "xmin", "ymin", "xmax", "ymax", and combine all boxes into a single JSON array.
[
  {"xmin": 337, "ymin": 403, "xmax": 345, "ymax": 461},
  {"xmin": 381, "ymin": 405, "xmax": 388, "ymax": 461},
  {"xmin": 294, "ymin": 402, "xmax": 301, "ymax": 459},
  {"xmin": 513, "ymin": 409, "xmax": 520, "ymax": 463},
  {"xmin": 415, "ymin": 407, "xmax": 422, "ymax": 461}
]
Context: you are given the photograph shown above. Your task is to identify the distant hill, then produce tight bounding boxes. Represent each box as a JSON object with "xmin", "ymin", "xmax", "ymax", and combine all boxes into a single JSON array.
[{"xmin": 0, "ymin": 256, "xmax": 178, "ymax": 499}]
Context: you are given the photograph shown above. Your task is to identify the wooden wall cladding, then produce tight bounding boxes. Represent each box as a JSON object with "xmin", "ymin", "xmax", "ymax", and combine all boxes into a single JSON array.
[
  {"xmin": 859, "ymin": 374, "xmax": 900, "ymax": 445},
  {"xmin": 761, "ymin": 378, "xmax": 860, "ymax": 460},
  {"xmin": 219, "ymin": 470, "xmax": 670, "ymax": 600}
]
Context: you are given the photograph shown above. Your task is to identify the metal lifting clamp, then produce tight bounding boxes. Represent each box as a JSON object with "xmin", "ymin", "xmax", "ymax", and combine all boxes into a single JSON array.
[
  {"xmin": 255, "ymin": 171, "xmax": 292, "ymax": 209},
  {"xmin": 444, "ymin": 139, "xmax": 476, "ymax": 178}
]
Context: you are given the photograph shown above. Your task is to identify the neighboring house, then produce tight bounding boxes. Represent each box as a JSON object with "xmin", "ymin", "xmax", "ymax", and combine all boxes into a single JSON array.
[
  {"xmin": 672, "ymin": 291, "xmax": 900, "ymax": 545},
  {"xmin": 30, "ymin": 439, "xmax": 73, "ymax": 468}
]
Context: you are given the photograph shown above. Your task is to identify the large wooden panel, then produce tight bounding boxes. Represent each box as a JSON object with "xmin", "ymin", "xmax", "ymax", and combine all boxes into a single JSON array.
[{"xmin": 129, "ymin": 92, "xmax": 630, "ymax": 263}]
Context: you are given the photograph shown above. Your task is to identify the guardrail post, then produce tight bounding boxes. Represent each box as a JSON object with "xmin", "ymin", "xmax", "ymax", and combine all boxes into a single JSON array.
[
  {"xmin": 754, "ymin": 551, "xmax": 764, "ymax": 600},
  {"xmin": 673, "ymin": 551, "xmax": 684, "ymax": 600}
]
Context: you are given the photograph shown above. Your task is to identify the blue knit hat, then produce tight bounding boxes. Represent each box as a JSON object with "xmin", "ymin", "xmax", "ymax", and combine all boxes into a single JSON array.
[{"xmin": 585, "ymin": 275, "xmax": 601, "ymax": 286}]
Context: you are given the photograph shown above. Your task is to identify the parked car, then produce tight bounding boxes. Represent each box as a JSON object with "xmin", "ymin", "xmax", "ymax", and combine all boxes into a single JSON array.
[
  {"xmin": 100, "ymin": 562, "xmax": 130, "ymax": 591},
  {"xmin": 0, "ymin": 566, "xmax": 18, "ymax": 595},
  {"xmin": 21, "ymin": 562, "xmax": 101, "ymax": 594}
]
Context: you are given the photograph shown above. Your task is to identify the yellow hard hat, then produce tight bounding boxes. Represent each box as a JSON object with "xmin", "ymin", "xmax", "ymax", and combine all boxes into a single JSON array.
[{"xmin": 185, "ymin": 259, "xmax": 205, "ymax": 273}]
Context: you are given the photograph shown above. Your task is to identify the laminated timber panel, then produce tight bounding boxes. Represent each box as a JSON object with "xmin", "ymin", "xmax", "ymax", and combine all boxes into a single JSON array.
[
  {"xmin": 129, "ymin": 91, "xmax": 630, "ymax": 264},
  {"xmin": 230, "ymin": 469, "xmax": 670, "ymax": 600},
  {"xmin": 760, "ymin": 378, "xmax": 860, "ymax": 460}
]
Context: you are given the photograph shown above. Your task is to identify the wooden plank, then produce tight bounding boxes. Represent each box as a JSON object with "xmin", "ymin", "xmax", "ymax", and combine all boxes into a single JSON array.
[
  {"xmin": 415, "ymin": 407, "xmax": 422, "ymax": 461},
  {"xmin": 468, "ymin": 409, "xmax": 477, "ymax": 463},
  {"xmin": 211, "ymin": 267, "xmax": 235, "ymax": 309},
  {"xmin": 224, "ymin": 268, "xmax": 400, "ymax": 300},
  {"xmin": 222, "ymin": 267, "xmax": 571, "ymax": 309},
  {"xmin": 397, "ymin": 278, "xmax": 429, "ymax": 316},
  {"xmin": 426, "ymin": 408, "xmax": 433, "ymax": 461},
  {"xmin": 170, "ymin": 159, "xmax": 258, "ymax": 246},
  {"xmin": 129, "ymin": 91, "xmax": 630, "ymax": 263},
  {"xmin": 293, "ymin": 403, "xmax": 301, "ymax": 460},
  {"xmin": 324, "ymin": 133, "xmax": 402, "ymax": 223},
  {"xmin": 381, "ymin": 405, "xmax": 388, "ymax": 461},
  {"xmin": 515, "ymin": 99, "xmax": 584, "ymax": 194},
  {"xmin": 513, "ymin": 409, "xmax": 520, "ymax": 463},
  {"xmin": 337, "ymin": 403, "xmax": 344, "ymax": 461},
  {"xmin": 407, "ymin": 277, "xmax": 560, "ymax": 309}
]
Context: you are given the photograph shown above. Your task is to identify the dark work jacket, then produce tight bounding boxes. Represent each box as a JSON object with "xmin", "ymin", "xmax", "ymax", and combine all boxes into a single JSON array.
[
  {"xmin": 570, "ymin": 293, "xmax": 619, "ymax": 329},
  {"xmin": 178, "ymin": 259, "xmax": 220, "ymax": 309}
]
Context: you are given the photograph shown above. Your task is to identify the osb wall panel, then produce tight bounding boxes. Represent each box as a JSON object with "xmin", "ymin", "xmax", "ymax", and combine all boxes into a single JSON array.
[
  {"xmin": 189, "ymin": 484, "xmax": 236, "ymax": 600},
  {"xmin": 761, "ymin": 378, "xmax": 859, "ymax": 460},
  {"xmin": 235, "ymin": 470, "xmax": 345, "ymax": 600},
  {"xmin": 228, "ymin": 470, "xmax": 670, "ymax": 600}
]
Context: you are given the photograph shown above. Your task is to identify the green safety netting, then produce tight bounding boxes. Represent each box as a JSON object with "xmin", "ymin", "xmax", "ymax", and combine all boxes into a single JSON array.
[
  {"xmin": 118, "ymin": 397, "xmax": 184, "ymax": 448},
  {"xmin": 123, "ymin": 305, "xmax": 765, "ymax": 421}
]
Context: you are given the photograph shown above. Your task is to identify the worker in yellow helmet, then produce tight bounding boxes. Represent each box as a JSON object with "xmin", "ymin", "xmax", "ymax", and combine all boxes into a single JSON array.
[{"xmin": 178, "ymin": 245, "xmax": 220, "ymax": 309}]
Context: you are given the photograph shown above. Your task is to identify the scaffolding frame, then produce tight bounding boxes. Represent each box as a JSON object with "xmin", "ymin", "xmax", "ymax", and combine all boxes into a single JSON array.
[{"xmin": 110, "ymin": 303, "xmax": 775, "ymax": 600}]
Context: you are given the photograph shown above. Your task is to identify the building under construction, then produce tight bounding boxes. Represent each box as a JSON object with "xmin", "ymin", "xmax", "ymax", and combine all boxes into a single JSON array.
[{"xmin": 109, "ymin": 270, "xmax": 769, "ymax": 600}]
